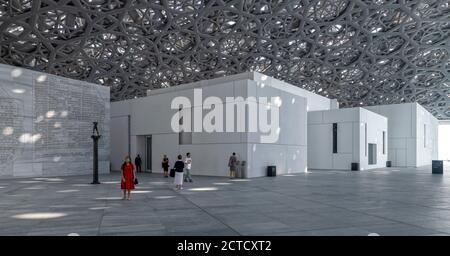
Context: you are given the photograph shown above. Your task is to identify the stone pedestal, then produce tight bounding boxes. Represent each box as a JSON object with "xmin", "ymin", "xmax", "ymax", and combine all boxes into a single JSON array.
[{"xmin": 91, "ymin": 135, "xmax": 101, "ymax": 184}]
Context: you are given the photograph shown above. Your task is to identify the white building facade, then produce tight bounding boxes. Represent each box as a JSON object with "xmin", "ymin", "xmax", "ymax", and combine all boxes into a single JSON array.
[
  {"xmin": 365, "ymin": 103, "xmax": 439, "ymax": 167},
  {"xmin": 110, "ymin": 72, "xmax": 336, "ymax": 178},
  {"xmin": 308, "ymin": 107, "xmax": 388, "ymax": 171}
]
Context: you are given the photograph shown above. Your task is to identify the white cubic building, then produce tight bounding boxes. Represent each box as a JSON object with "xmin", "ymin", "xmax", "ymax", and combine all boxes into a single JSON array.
[
  {"xmin": 365, "ymin": 103, "xmax": 439, "ymax": 167},
  {"xmin": 308, "ymin": 107, "xmax": 388, "ymax": 171},
  {"xmin": 110, "ymin": 72, "xmax": 336, "ymax": 178}
]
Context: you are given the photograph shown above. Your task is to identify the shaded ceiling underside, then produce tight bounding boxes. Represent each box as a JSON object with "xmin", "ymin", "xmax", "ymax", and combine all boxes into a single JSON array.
[{"xmin": 1, "ymin": 0, "xmax": 449, "ymax": 119}]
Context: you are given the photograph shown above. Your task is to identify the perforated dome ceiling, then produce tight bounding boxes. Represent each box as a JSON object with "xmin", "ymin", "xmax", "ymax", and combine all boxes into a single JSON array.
[{"xmin": 1, "ymin": 0, "xmax": 449, "ymax": 119}]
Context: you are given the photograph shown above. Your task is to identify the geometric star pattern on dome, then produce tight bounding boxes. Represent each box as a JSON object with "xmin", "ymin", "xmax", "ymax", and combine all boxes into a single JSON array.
[{"xmin": 1, "ymin": 0, "xmax": 449, "ymax": 119}]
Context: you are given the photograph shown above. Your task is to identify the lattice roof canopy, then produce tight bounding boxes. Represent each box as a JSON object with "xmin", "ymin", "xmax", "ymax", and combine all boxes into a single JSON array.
[{"xmin": 1, "ymin": 0, "xmax": 449, "ymax": 119}]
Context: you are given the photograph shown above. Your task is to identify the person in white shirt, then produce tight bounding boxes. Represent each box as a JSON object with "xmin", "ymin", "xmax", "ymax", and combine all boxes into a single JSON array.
[{"xmin": 184, "ymin": 152, "xmax": 193, "ymax": 182}]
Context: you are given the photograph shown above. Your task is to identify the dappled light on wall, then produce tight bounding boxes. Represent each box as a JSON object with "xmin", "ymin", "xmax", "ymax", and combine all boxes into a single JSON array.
[
  {"xmin": 11, "ymin": 89, "xmax": 25, "ymax": 94},
  {"xmin": 36, "ymin": 74, "xmax": 47, "ymax": 83},
  {"xmin": 10, "ymin": 68, "xmax": 22, "ymax": 78},
  {"xmin": 2, "ymin": 127, "xmax": 14, "ymax": 136}
]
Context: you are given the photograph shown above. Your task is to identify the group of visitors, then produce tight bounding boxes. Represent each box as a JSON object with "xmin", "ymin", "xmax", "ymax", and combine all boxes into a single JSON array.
[
  {"xmin": 119, "ymin": 152, "xmax": 241, "ymax": 198},
  {"xmin": 162, "ymin": 152, "xmax": 193, "ymax": 191}
]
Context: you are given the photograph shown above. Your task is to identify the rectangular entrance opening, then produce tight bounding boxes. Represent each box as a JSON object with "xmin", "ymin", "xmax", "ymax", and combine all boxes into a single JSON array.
[{"xmin": 368, "ymin": 143, "xmax": 377, "ymax": 165}]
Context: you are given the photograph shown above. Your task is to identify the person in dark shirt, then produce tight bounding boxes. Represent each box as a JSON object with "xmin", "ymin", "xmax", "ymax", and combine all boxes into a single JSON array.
[
  {"xmin": 135, "ymin": 154, "xmax": 142, "ymax": 173},
  {"xmin": 162, "ymin": 155, "xmax": 169, "ymax": 178},
  {"xmin": 174, "ymin": 155, "xmax": 184, "ymax": 190},
  {"xmin": 228, "ymin": 152, "xmax": 237, "ymax": 179}
]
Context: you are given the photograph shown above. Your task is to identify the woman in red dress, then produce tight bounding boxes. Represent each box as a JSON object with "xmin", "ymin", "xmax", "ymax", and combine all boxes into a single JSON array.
[{"xmin": 121, "ymin": 156, "xmax": 135, "ymax": 200}]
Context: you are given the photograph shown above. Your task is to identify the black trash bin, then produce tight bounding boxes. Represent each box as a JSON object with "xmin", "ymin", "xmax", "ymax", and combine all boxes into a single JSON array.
[
  {"xmin": 351, "ymin": 162, "xmax": 359, "ymax": 171},
  {"xmin": 267, "ymin": 166, "xmax": 276, "ymax": 177},
  {"xmin": 432, "ymin": 160, "xmax": 443, "ymax": 174},
  {"xmin": 386, "ymin": 161, "xmax": 392, "ymax": 167}
]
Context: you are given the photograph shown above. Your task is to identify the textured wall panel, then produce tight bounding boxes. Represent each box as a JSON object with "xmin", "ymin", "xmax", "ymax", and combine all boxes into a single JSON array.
[{"xmin": 0, "ymin": 64, "xmax": 110, "ymax": 178}]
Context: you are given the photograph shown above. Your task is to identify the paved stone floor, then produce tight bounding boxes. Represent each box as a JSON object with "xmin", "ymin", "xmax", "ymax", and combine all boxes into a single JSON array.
[{"xmin": 1, "ymin": 166, "xmax": 450, "ymax": 236}]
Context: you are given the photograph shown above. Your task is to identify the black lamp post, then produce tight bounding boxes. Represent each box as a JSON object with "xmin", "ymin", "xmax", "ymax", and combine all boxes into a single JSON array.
[{"xmin": 91, "ymin": 122, "xmax": 101, "ymax": 184}]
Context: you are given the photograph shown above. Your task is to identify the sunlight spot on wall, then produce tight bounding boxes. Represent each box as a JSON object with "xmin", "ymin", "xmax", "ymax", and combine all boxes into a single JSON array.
[
  {"xmin": 36, "ymin": 74, "xmax": 47, "ymax": 82},
  {"xmin": 12, "ymin": 88, "xmax": 25, "ymax": 94},
  {"xmin": 11, "ymin": 68, "xmax": 22, "ymax": 77},
  {"xmin": 19, "ymin": 133, "xmax": 42, "ymax": 144},
  {"xmin": 35, "ymin": 115, "xmax": 44, "ymax": 123},
  {"xmin": 46, "ymin": 110, "xmax": 56, "ymax": 118},
  {"xmin": 274, "ymin": 96, "xmax": 282, "ymax": 107},
  {"xmin": 60, "ymin": 111, "xmax": 69, "ymax": 118},
  {"xmin": 2, "ymin": 127, "xmax": 14, "ymax": 136}
]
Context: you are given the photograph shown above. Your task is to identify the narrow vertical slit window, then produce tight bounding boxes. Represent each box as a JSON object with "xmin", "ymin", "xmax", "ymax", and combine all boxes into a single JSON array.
[
  {"xmin": 382, "ymin": 131, "xmax": 386, "ymax": 155},
  {"xmin": 332, "ymin": 123, "xmax": 337, "ymax": 153},
  {"xmin": 424, "ymin": 124, "xmax": 426, "ymax": 148},
  {"xmin": 365, "ymin": 123, "xmax": 367, "ymax": 157}
]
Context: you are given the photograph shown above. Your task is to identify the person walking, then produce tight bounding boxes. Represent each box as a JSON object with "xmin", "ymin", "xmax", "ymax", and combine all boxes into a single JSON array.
[
  {"xmin": 162, "ymin": 154, "xmax": 169, "ymax": 178},
  {"xmin": 135, "ymin": 154, "xmax": 142, "ymax": 173},
  {"xmin": 121, "ymin": 156, "xmax": 136, "ymax": 200},
  {"xmin": 184, "ymin": 152, "xmax": 193, "ymax": 182},
  {"xmin": 174, "ymin": 155, "xmax": 185, "ymax": 190},
  {"xmin": 228, "ymin": 152, "xmax": 238, "ymax": 179}
]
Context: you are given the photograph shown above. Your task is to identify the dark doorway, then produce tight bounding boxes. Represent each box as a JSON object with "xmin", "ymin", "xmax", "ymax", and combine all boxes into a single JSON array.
[{"xmin": 146, "ymin": 136, "xmax": 152, "ymax": 172}]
